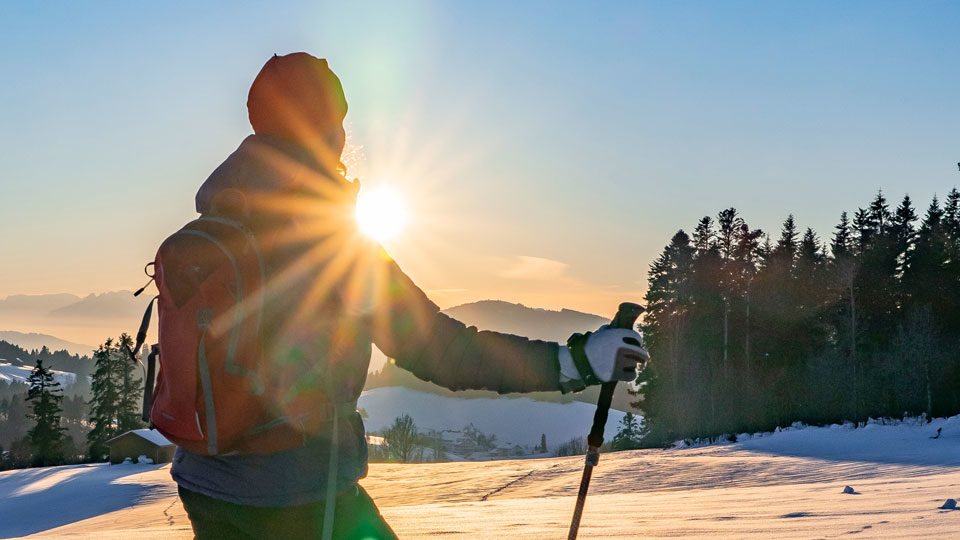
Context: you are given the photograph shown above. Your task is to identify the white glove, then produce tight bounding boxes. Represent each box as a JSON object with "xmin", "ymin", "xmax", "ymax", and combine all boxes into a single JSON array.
[{"xmin": 558, "ymin": 325, "xmax": 649, "ymax": 391}]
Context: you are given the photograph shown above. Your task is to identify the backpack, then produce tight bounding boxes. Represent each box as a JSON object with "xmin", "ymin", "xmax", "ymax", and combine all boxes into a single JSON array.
[{"xmin": 130, "ymin": 216, "xmax": 353, "ymax": 456}]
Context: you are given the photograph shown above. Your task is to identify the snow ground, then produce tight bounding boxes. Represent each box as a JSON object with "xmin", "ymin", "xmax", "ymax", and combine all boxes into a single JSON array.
[{"xmin": 3, "ymin": 416, "xmax": 960, "ymax": 539}]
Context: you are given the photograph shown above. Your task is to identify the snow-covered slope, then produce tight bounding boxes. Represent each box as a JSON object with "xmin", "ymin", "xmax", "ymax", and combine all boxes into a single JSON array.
[
  {"xmin": 0, "ymin": 461, "xmax": 176, "ymax": 538},
  {"xmin": 358, "ymin": 386, "xmax": 627, "ymax": 448},
  {"xmin": 5, "ymin": 415, "xmax": 960, "ymax": 539},
  {"xmin": 0, "ymin": 360, "xmax": 76, "ymax": 386}
]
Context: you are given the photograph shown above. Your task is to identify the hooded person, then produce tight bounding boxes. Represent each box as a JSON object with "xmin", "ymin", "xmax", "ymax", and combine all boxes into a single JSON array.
[{"xmin": 170, "ymin": 52, "xmax": 649, "ymax": 540}]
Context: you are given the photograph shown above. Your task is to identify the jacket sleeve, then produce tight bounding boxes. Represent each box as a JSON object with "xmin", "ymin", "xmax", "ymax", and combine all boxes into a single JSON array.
[{"xmin": 368, "ymin": 257, "xmax": 562, "ymax": 394}]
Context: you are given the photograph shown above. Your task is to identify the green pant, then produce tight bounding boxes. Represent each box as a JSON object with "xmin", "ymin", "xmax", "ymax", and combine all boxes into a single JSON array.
[{"xmin": 178, "ymin": 485, "xmax": 398, "ymax": 540}]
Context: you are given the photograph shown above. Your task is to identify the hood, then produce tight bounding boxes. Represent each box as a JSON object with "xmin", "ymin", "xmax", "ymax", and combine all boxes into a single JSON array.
[
  {"xmin": 247, "ymin": 53, "xmax": 347, "ymax": 144},
  {"xmin": 196, "ymin": 134, "xmax": 356, "ymax": 219}
]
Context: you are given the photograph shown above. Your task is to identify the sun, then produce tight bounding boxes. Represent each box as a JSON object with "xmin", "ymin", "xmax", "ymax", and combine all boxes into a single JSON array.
[{"xmin": 355, "ymin": 186, "xmax": 409, "ymax": 242}]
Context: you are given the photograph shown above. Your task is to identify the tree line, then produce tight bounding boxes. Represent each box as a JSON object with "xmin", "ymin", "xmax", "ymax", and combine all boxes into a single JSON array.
[
  {"xmin": 636, "ymin": 189, "xmax": 960, "ymax": 446},
  {"xmin": 0, "ymin": 340, "xmax": 96, "ymax": 378},
  {"xmin": 0, "ymin": 334, "xmax": 143, "ymax": 469}
]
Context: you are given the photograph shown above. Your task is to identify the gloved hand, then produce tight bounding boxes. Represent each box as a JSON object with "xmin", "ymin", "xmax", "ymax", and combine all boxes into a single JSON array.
[{"xmin": 558, "ymin": 325, "xmax": 649, "ymax": 393}]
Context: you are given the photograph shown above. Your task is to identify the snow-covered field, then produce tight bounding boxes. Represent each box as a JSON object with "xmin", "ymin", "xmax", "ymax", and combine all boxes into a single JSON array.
[
  {"xmin": 3, "ymin": 416, "xmax": 960, "ymax": 538},
  {"xmin": 358, "ymin": 386, "xmax": 627, "ymax": 449},
  {"xmin": 0, "ymin": 360, "xmax": 76, "ymax": 387}
]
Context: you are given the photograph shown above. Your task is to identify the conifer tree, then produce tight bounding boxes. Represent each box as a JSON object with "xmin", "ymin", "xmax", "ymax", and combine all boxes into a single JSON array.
[
  {"xmin": 852, "ymin": 208, "xmax": 872, "ymax": 253},
  {"xmin": 867, "ymin": 190, "xmax": 892, "ymax": 235},
  {"xmin": 773, "ymin": 214, "xmax": 799, "ymax": 264},
  {"xmin": 116, "ymin": 335, "xmax": 143, "ymax": 433},
  {"xmin": 26, "ymin": 360, "xmax": 66, "ymax": 466},
  {"xmin": 831, "ymin": 211, "xmax": 852, "ymax": 259},
  {"xmin": 611, "ymin": 412, "xmax": 644, "ymax": 451},
  {"xmin": 638, "ymin": 230, "xmax": 695, "ymax": 440},
  {"xmin": 637, "ymin": 191, "xmax": 960, "ymax": 445},
  {"xmin": 891, "ymin": 194, "xmax": 918, "ymax": 280},
  {"xmin": 87, "ymin": 335, "xmax": 143, "ymax": 461}
]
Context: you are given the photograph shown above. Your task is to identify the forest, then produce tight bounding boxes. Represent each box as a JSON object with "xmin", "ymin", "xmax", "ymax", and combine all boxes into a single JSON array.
[
  {"xmin": 637, "ymin": 188, "xmax": 960, "ymax": 446},
  {"xmin": 0, "ymin": 336, "xmax": 142, "ymax": 469}
]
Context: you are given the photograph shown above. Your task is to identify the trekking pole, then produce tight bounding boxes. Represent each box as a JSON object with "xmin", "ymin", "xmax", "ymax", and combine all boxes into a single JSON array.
[{"xmin": 567, "ymin": 301, "xmax": 645, "ymax": 540}]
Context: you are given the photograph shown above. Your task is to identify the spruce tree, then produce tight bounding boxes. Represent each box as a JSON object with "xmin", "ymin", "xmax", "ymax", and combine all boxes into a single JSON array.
[
  {"xmin": 867, "ymin": 190, "xmax": 892, "ymax": 235},
  {"xmin": 116, "ymin": 334, "xmax": 144, "ymax": 433},
  {"xmin": 831, "ymin": 211, "xmax": 852, "ymax": 259},
  {"xmin": 637, "ymin": 192, "xmax": 960, "ymax": 444},
  {"xmin": 638, "ymin": 230, "xmax": 695, "ymax": 441},
  {"xmin": 26, "ymin": 360, "xmax": 66, "ymax": 466},
  {"xmin": 87, "ymin": 335, "xmax": 143, "ymax": 461},
  {"xmin": 773, "ymin": 214, "xmax": 798, "ymax": 265},
  {"xmin": 611, "ymin": 412, "xmax": 644, "ymax": 451}
]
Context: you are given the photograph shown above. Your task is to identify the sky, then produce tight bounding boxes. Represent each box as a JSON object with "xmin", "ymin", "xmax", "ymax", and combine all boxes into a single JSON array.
[{"xmin": 1, "ymin": 1, "xmax": 958, "ymax": 320}]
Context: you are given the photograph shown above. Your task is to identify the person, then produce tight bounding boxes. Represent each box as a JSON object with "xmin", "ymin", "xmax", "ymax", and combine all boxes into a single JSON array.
[{"xmin": 170, "ymin": 52, "xmax": 648, "ymax": 540}]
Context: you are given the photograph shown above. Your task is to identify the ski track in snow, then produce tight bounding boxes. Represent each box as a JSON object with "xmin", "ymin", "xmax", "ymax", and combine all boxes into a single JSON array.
[{"xmin": 4, "ymin": 416, "xmax": 960, "ymax": 538}]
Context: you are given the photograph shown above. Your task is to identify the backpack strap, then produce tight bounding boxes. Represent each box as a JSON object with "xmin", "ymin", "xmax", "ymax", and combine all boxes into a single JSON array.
[
  {"xmin": 195, "ymin": 216, "xmax": 268, "ymax": 386},
  {"xmin": 124, "ymin": 295, "xmax": 158, "ymax": 366},
  {"xmin": 321, "ymin": 378, "xmax": 341, "ymax": 540},
  {"xmin": 141, "ymin": 344, "xmax": 159, "ymax": 423},
  {"xmin": 125, "ymin": 296, "xmax": 159, "ymax": 425}
]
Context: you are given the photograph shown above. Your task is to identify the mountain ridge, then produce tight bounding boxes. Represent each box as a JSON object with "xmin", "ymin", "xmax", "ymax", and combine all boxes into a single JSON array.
[{"xmin": 0, "ymin": 331, "xmax": 95, "ymax": 357}]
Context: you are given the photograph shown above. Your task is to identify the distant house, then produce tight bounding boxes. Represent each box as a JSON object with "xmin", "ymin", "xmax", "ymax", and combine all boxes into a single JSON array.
[
  {"xmin": 106, "ymin": 429, "xmax": 175, "ymax": 464},
  {"xmin": 366, "ymin": 434, "xmax": 386, "ymax": 451}
]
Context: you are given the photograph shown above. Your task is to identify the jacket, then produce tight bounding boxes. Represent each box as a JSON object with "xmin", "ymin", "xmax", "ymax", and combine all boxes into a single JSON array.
[{"xmin": 171, "ymin": 134, "xmax": 562, "ymax": 506}]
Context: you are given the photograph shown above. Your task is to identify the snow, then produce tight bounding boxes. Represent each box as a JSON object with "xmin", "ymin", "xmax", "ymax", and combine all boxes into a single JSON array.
[
  {"xmin": 119, "ymin": 429, "xmax": 173, "ymax": 447},
  {"xmin": 358, "ymin": 386, "xmax": 627, "ymax": 448},
  {"xmin": 0, "ymin": 360, "xmax": 76, "ymax": 387},
  {"xmin": 0, "ymin": 462, "xmax": 175, "ymax": 538},
  {"xmin": 3, "ymin": 415, "xmax": 960, "ymax": 538}
]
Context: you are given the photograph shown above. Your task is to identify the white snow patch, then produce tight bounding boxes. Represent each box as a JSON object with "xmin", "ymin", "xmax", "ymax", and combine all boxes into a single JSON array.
[
  {"xmin": 733, "ymin": 416, "xmax": 960, "ymax": 465},
  {"xmin": 0, "ymin": 360, "xmax": 76, "ymax": 386},
  {"xmin": 0, "ymin": 463, "xmax": 174, "ymax": 537},
  {"xmin": 124, "ymin": 428, "xmax": 173, "ymax": 447},
  {"xmin": 358, "ymin": 386, "xmax": 627, "ymax": 447}
]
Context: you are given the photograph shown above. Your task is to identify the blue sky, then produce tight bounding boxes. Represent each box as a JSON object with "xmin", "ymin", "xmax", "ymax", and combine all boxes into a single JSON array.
[{"xmin": 1, "ymin": 1, "xmax": 958, "ymax": 316}]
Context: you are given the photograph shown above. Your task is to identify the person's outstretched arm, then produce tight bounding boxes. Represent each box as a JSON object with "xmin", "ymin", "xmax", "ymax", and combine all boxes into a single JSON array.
[{"xmin": 367, "ymin": 257, "xmax": 562, "ymax": 394}]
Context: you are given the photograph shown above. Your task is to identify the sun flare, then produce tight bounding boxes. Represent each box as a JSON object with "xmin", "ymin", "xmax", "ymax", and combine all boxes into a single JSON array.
[{"xmin": 355, "ymin": 186, "xmax": 409, "ymax": 242}]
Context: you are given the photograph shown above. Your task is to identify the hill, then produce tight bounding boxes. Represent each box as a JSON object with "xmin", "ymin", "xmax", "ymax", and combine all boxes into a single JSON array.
[
  {"xmin": 0, "ymin": 331, "xmax": 94, "ymax": 357},
  {"xmin": 3, "ymin": 415, "xmax": 960, "ymax": 538},
  {"xmin": 47, "ymin": 291, "xmax": 149, "ymax": 321},
  {"xmin": 442, "ymin": 300, "xmax": 611, "ymax": 341},
  {"xmin": 0, "ymin": 291, "xmax": 148, "ymax": 347},
  {"xmin": 0, "ymin": 293, "xmax": 80, "ymax": 316}
]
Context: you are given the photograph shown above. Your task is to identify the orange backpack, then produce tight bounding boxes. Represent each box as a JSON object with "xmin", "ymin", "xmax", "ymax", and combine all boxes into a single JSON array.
[{"xmin": 130, "ymin": 216, "xmax": 347, "ymax": 455}]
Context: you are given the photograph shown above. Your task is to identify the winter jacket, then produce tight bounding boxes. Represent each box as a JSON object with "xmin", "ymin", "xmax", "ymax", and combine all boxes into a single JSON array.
[{"xmin": 172, "ymin": 134, "xmax": 562, "ymax": 506}]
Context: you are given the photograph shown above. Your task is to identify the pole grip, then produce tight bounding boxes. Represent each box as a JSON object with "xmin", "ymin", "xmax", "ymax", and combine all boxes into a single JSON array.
[{"xmin": 586, "ymin": 302, "xmax": 643, "ymax": 449}]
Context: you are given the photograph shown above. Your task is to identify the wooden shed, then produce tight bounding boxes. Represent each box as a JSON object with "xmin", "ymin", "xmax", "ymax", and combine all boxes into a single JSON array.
[{"xmin": 106, "ymin": 429, "xmax": 176, "ymax": 464}]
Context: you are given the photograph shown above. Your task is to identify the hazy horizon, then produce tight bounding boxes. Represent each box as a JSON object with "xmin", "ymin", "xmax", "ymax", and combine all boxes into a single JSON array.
[{"xmin": 0, "ymin": 290, "xmax": 611, "ymax": 350}]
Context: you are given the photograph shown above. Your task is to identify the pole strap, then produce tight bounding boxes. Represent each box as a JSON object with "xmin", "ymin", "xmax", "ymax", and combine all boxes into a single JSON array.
[{"xmin": 566, "ymin": 331, "xmax": 600, "ymax": 387}]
